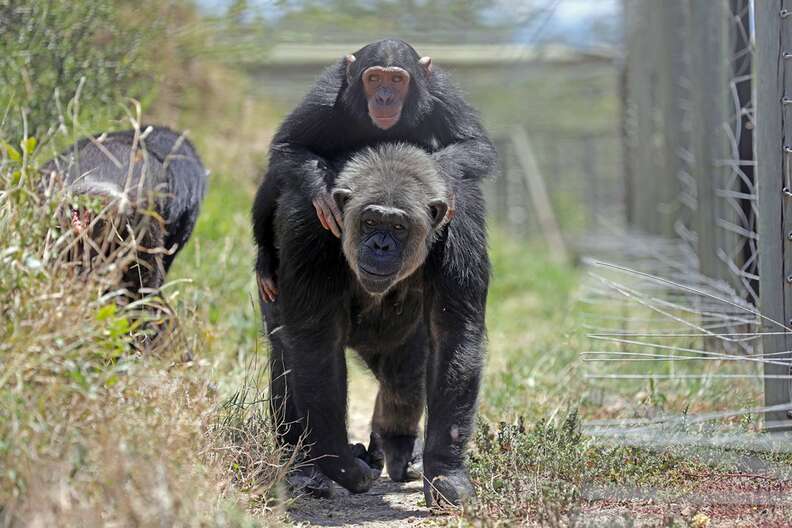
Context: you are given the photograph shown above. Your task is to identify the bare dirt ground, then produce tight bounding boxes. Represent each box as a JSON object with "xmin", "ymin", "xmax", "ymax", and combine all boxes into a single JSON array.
[
  {"xmin": 287, "ymin": 368, "xmax": 434, "ymax": 527},
  {"xmin": 282, "ymin": 367, "xmax": 792, "ymax": 527}
]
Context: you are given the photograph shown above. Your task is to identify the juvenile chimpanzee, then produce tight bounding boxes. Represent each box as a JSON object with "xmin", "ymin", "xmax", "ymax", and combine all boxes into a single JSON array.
[
  {"xmin": 42, "ymin": 126, "xmax": 207, "ymax": 294},
  {"xmin": 252, "ymin": 38, "xmax": 496, "ymax": 302},
  {"xmin": 261, "ymin": 143, "xmax": 489, "ymax": 506}
]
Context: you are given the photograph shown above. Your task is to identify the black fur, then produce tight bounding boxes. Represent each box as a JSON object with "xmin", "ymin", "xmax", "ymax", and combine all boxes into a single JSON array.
[
  {"xmin": 260, "ymin": 143, "xmax": 490, "ymax": 506},
  {"xmin": 251, "ymin": 38, "xmax": 497, "ymax": 283},
  {"xmin": 43, "ymin": 125, "xmax": 208, "ymax": 291}
]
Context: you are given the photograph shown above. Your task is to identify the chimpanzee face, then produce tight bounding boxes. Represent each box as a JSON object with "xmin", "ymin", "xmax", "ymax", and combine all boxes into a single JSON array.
[
  {"xmin": 361, "ymin": 67, "xmax": 411, "ymax": 130},
  {"xmin": 355, "ymin": 204, "xmax": 414, "ymax": 293},
  {"xmin": 344, "ymin": 41, "xmax": 433, "ymax": 131},
  {"xmin": 332, "ymin": 143, "xmax": 449, "ymax": 297},
  {"xmin": 333, "ymin": 191, "xmax": 447, "ymax": 296}
]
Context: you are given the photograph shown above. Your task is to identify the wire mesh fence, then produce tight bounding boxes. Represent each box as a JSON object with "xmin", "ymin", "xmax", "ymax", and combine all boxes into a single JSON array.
[
  {"xmin": 613, "ymin": 0, "xmax": 792, "ymax": 434},
  {"xmin": 623, "ymin": 0, "xmax": 757, "ymax": 304}
]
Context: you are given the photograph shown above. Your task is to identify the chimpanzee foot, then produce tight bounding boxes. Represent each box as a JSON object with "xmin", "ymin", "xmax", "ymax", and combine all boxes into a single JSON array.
[
  {"xmin": 423, "ymin": 469, "xmax": 474, "ymax": 507},
  {"xmin": 382, "ymin": 434, "xmax": 422, "ymax": 482},
  {"xmin": 325, "ymin": 457, "xmax": 376, "ymax": 494},
  {"xmin": 350, "ymin": 432, "xmax": 385, "ymax": 479},
  {"xmin": 405, "ymin": 453, "xmax": 423, "ymax": 481},
  {"xmin": 286, "ymin": 464, "xmax": 335, "ymax": 499}
]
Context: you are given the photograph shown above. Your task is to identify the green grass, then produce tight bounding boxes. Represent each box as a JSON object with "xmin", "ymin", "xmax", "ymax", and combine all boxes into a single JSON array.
[
  {"xmin": 465, "ymin": 234, "xmax": 792, "ymax": 525},
  {"xmin": 482, "ymin": 232, "xmax": 580, "ymax": 419}
]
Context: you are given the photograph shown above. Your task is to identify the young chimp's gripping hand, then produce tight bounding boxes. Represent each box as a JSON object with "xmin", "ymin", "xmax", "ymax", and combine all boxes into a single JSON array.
[{"xmin": 311, "ymin": 159, "xmax": 344, "ymax": 238}]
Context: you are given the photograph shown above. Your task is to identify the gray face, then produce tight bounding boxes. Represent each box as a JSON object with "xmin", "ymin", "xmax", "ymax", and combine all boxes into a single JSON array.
[
  {"xmin": 334, "ymin": 189, "xmax": 448, "ymax": 297},
  {"xmin": 355, "ymin": 204, "xmax": 414, "ymax": 294},
  {"xmin": 331, "ymin": 143, "xmax": 450, "ymax": 296}
]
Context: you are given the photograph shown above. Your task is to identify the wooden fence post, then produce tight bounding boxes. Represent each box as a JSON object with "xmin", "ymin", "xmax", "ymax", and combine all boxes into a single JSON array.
[
  {"xmin": 689, "ymin": 0, "xmax": 732, "ymax": 281},
  {"xmin": 656, "ymin": 0, "xmax": 688, "ymax": 237},
  {"xmin": 623, "ymin": 0, "xmax": 656, "ymax": 232},
  {"xmin": 756, "ymin": 0, "xmax": 792, "ymax": 426},
  {"xmin": 511, "ymin": 126, "xmax": 568, "ymax": 262}
]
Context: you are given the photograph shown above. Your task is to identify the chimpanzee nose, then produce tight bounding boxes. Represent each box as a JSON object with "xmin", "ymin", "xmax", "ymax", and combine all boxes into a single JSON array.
[
  {"xmin": 370, "ymin": 232, "xmax": 392, "ymax": 252},
  {"xmin": 376, "ymin": 88, "xmax": 394, "ymax": 106}
]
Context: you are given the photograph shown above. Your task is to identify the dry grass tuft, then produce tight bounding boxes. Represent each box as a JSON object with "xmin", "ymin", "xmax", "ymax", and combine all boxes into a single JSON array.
[{"xmin": 0, "ymin": 118, "xmax": 287, "ymax": 526}]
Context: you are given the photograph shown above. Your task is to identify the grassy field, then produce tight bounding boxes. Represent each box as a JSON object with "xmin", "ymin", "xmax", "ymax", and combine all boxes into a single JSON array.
[{"xmin": 3, "ymin": 4, "xmax": 792, "ymax": 526}]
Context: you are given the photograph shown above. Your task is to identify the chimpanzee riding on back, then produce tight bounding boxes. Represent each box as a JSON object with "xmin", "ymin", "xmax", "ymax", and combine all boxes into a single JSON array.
[{"xmin": 252, "ymin": 38, "xmax": 496, "ymax": 302}]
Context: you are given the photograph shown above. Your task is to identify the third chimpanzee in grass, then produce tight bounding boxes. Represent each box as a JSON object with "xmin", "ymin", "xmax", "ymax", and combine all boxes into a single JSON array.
[
  {"xmin": 252, "ymin": 38, "xmax": 496, "ymax": 302},
  {"xmin": 260, "ymin": 143, "xmax": 489, "ymax": 506},
  {"xmin": 43, "ymin": 126, "xmax": 207, "ymax": 296}
]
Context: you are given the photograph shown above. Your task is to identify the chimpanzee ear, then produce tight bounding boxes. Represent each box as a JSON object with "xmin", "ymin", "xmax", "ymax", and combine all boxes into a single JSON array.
[
  {"xmin": 428, "ymin": 198, "xmax": 448, "ymax": 228},
  {"xmin": 419, "ymin": 56, "xmax": 432, "ymax": 76},
  {"xmin": 345, "ymin": 54, "xmax": 357, "ymax": 84},
  {"xmin": 332, "ymin": 188, "xmax": 353, "ymax": 213}
]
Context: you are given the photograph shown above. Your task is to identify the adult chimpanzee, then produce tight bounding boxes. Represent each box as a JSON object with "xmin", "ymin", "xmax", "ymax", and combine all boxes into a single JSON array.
[
  {"xmin": 42, "ymin": 126, "xmax": 208, "ymax": 294},
  {"xmin": 260, "ymin": 143, "xmax": 489, "ymax": 506},
  {"xmin": 252, "ymin": 38, "xmax": 496, "ymax": 302}
]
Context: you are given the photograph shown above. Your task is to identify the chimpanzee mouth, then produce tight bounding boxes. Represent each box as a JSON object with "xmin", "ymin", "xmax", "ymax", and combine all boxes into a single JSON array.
[
  {"xmin": 371, "ymin": 112, "xmax": 401, "ymax": 129},
  {"xmin": 359, "ymin": 265, "xmax": 397, "ymax": 280}
]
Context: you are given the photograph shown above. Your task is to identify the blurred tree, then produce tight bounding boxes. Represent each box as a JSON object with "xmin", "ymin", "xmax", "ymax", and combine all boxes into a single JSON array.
[
  {"xmin": 0, "ymin": 0, "xmax": 154, "ymax": 138},
  {"xmin": 228, "ymin": 0, "xmax": 249, "ymax": 23},
  {"xmin": 270, "ymin": 0, "xmax": 522, "ymax": 43}
]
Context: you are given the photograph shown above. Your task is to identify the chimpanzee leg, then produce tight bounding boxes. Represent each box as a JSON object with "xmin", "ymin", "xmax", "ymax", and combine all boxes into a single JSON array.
[
  {"xmin": 294, "ymin": 331, "xmax": 374, "ymax": 493},
  {"xmin": 368, "ymin": 328, "xmax": 427, "ymax": 482},
  {"xmin": 263, "ymin": 298, "xmax": 344, "ymax": 497},
  {"xmin": 262, "ymin": 301, "xmax": 303, "ymax": 448},
  {"xmin": 269, "ymin": 308, "xmax": 374, "ymax": 495},
  {"xmin": 422, "ymin": 185, "xmax": 489, "ymax": 506}
]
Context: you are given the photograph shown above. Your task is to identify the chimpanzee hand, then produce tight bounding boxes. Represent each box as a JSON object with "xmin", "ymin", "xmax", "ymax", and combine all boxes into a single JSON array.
[
  {"xmin": 321, "ymin": 453, "xmax": 376, "ymax": 494},
  {"xmin": 312, "ymin": 189, "xmax": 344, "ymax": 238},
  {"xmin": 350, "ymin": 432, "xmax": 385, "ymax": 480},
  {"xmin": 446, "ymin": 192, "xmax": 456, "ymax": 222},
  {"xmin": 257, "ymin": 271, "xmax": 278, "ymax": 303}
]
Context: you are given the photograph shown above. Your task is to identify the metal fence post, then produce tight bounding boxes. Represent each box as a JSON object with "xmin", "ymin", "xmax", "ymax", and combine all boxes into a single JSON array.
[{"xmin": 756, "ymin": 0, "xmax": 792, "ymax": 426}]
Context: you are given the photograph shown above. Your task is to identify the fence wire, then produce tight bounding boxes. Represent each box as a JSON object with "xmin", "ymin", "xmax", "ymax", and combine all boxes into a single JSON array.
[
  {"xmin": 604, "ymin": 0, "xmax": 792, "ymax": 448},
  {"xmin": 718, "ymin": 0, "xmax": 758, "ymax": 307}
]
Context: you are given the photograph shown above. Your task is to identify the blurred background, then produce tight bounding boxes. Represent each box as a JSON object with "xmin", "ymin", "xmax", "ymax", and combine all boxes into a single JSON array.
[{"xmin": 201, "ymin": 0, "xmax": 622, "ymax": 240}]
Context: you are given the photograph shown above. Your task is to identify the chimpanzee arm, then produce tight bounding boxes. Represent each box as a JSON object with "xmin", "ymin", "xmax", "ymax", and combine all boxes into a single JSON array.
[
  {"xmin": 422, "ymin": 180, "xmax": 489, "ymax": 505},
  {"xmin": 252, "ymin": 64, "xmax": 347, "ymax": 283},
  {"xmin": 432, "ymin": 132, "xmax": 496, "ymax": 182},
  {"xmin": 264, "ymin": 61, "xmax": 347, "ymax": 199},
  {"xmin": 251, "ymin": 128, "xmax": 339, "ymax": 287}
]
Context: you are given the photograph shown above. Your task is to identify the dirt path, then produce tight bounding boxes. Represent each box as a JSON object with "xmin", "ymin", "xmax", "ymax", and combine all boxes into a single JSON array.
[{"xmin": 287, "ymin": 367, "xmax": 433, "ymax": 527}]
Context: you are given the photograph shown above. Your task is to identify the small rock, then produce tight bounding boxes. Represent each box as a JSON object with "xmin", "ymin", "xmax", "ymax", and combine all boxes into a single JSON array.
[{"xmin": 690, "ymin": 512, "xmax": 710, "ymax": 528}]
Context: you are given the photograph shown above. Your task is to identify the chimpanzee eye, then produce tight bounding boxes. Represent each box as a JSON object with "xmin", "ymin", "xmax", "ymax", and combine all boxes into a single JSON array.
[
  {"xmin": 368, "ymin": 74, "xmax": 380, "ymax": 82},
  {"xmin": 392, "ymin": 74, "xmax": 403, "ymax": 83},
  {"xmin": 365, "ymin": 219, "xmax": 375, "ymax": 227},
  {"xmin": 393, "ymin": 224, "xmax": 405, "ymax": 230}
]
